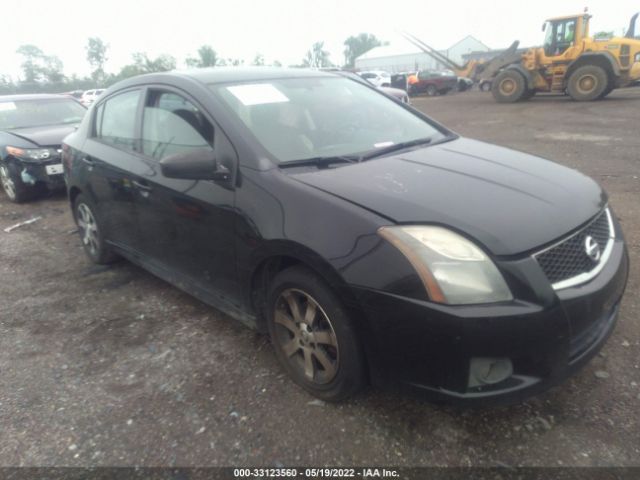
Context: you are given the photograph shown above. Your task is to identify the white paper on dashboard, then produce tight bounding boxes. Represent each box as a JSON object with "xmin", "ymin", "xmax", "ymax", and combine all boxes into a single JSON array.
[{"xmin": 227, "ymin": 84, "xmax": 290, "ymax": 106}]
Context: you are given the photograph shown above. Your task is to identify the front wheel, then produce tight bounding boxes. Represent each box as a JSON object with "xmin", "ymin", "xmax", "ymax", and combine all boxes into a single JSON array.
[
  {"xmin": 266, "ymin": 266, "xmax": 366, "ymax": 401},
  {"xmin": 491, "ymin": 70, "xmax": 526, "ymax": 103},
  {"xmin": 73, "ymin": 194, "xmax": 118, "ymax": 264},
  {"xmin": 426, "ymin": 84, "xmax": 438, "ymax": 96},
  {"xmin": 0, "ymin": 162, "xmax": 33, "ymax": 203}
]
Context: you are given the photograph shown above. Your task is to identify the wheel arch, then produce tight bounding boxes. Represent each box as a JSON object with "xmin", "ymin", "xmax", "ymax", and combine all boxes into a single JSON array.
[
  {"xmin": 566, "ymin": 52, "xmax": 620, "ymax": 86},
  {"xmin": 504, "ymin": 64, "xmax": 534, "ymax": 89},
  {"xmin": 247, "ymin": 243, "xmax": 374, "ymax": 384},
  {"xmin": 68, "ymin": 185, "xmax": 83, "ymax": 207},
  {"xmin": 246, "ymin": 241, "xmax": 367, "ymax": 334}
]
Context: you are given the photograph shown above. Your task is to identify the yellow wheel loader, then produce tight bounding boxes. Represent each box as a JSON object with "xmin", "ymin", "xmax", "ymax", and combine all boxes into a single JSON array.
[{"xmin": 404, "ymin": 11, "xmax": 640, "ymax": 102}]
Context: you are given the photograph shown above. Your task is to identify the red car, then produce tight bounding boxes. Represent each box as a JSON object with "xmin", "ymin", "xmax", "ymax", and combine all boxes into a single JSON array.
[{"xmin": 408, "ymin": 70, "xmax": 458, "ymax": 96}]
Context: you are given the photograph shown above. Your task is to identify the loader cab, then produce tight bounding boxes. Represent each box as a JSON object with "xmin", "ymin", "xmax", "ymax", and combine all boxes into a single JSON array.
[{"xmin": 542, "ymin": 14, "xmax": 590, "ymax": 57}]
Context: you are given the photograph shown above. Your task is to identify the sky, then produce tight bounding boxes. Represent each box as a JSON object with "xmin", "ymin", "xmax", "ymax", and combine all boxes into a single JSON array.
[{"xmin": 1, "ymin": 0, "xmax": 638, "ymax": 79}]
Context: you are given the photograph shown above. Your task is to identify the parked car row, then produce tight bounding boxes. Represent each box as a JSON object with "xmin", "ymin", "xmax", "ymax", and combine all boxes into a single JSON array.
[{"xmin": 0, "ymin": 68, "xmax": 629, "ymax": 405}]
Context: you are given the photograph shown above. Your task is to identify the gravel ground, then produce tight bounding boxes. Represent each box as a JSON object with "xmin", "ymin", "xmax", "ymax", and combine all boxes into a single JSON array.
[{"xmin": 0, "ymin": 88, "xmax": 639, "ymax": 467}]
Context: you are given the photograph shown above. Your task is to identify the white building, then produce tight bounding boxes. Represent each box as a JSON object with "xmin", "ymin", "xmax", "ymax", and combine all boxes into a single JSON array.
[{"xmin": 355, "ymin": 36, "xmax": 490, "ymax": 73}]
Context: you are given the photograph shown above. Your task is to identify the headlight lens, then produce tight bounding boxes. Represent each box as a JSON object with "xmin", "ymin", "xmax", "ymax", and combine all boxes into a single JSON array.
[
  {"xmin": 6, "ymin": 146, "xmax": 55, "ymax": 161},
  {"xmin": 378, "ymin": 225, "xmax": 513, "ymax": 305}
]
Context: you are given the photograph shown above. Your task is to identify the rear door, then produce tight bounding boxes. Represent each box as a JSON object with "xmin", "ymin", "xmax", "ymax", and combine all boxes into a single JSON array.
[
  {"xmin": 80, "ymin": 88, "xmax": 148, "ymax": 253},
  {"xmin": 134, "ymin": 87, "xmax": 239, "ymax": 301}
]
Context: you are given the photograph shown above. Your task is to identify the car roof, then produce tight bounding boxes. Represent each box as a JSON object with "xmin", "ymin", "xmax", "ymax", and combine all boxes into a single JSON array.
[
  {"xmin": 0, "ymin": 93, "xmax": 72, "ymax": 102},
  {"xmin": 117, "ymin": 67, "xmax": 337, "ymax": 89}
]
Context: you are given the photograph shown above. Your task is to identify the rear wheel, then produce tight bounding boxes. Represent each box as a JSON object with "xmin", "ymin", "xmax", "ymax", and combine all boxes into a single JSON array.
[
  {"xmin": 567, "ymin": 65, "xmax": 608, "ymax": 101},
  {"xmin": 598, "ymin": 77, "xmax": 615, "ymax": 99},
  {"xmin": 491, "ymin": 70, "xmax": 526, "ymax": 103},
  {"xmin": 266, "ymin": 266, "xmax": 366, "ymax": 401},
  {"xmin": 73, "ymin": 194, "xmax": 118, "ymax": 264},
  {"xmin": 0, "ymin": 162, "xmax": 32, "ymax": 203},
  {"xmin": 426, "ymin": 84, "xmax": 437, "ymax": 96}
]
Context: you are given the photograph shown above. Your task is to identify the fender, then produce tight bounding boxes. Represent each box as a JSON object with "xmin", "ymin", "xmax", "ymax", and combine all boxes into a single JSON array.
[
  {"xmin": 567, "ymin": 51, "xmax": 621, "ymax": 77},
  {"xmin": 505, "ymin": 64, "xmax": 535, "ymax": 89}
]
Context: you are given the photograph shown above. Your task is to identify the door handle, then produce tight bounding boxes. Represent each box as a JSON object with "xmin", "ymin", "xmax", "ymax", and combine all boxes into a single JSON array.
[
  {"xmin": 132, "ymin": 180, "xmax": 153, "ymax": 192},
  {"xmin": 81, "ymin": 156, "xmax": 94, "ymax": 166}
]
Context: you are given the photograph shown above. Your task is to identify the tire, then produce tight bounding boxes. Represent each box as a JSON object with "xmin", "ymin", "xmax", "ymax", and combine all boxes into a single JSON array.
[
  {"xmin": 73, "ymin": 194, "xmax": 118, "ymax": 264},
  {"xmin": 426, "ymin": 84, "xmax": 437, "ymax": 96},
  {"xmin": 598, "ymin": 78, "xmax": 615, "ymax": 99},
  {"xmin": 480, "ymin": 81, "xmax": 492, "ymax": 92},
  {"xmin": 567, "ymin": 65, "xmax": 608, "ymax": 101},
  {"xmin": 491, "ymin": 70, "xmax": 526, "ymax": 103},
  {"xmin": 521, "ymin": 89, "xmax": 537, "ymax": 100},
  {"xmin": 266, "ymin": 266, "xmax": 366, "ymax": 401},
  {"xmin": 0, "ymin": 162, "xmax": 34, "ymax": 203}
]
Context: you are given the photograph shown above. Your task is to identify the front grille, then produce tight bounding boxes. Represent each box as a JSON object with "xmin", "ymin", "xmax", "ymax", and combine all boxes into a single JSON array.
[{"xmin": 534, "ymin": 209, "xmax": 613, "ymax": 288}]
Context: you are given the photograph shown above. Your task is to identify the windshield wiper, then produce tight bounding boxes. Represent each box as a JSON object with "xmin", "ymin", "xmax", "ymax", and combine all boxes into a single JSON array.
[
  {"xmin": 279, "ymin": 155, "xmax": 360, "ymax": 169},
  {"xmin": 358, "ymin": 137, "xmax": 433, "ymax": 161}
]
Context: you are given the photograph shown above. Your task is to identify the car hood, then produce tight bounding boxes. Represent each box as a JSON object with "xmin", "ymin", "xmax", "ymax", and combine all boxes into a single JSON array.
[
  {"xmin": 289, "ymin": 137, "xmax": 606, "ymax": 256},
  {"xmin": 6, "ymin": 124, "xmax": 78, "ymax": 147}
]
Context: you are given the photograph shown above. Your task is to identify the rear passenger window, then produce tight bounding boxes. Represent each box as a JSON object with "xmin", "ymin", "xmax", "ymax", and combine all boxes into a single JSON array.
[
  {"xmin": 96, "ymin": 90, "xmax": 141, "ymax": 151},
  {"xmin": 141, "ymin": 91, "xmax": 214, "ymax": 161}
]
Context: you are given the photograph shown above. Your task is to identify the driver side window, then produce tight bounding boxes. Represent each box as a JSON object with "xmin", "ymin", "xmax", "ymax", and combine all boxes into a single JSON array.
[{"xmin": 141, "ymin": 91, "xmax": 214, "ymax": 161}]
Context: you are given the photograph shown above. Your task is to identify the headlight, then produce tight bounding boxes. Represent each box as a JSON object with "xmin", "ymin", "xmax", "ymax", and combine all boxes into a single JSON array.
[
  {"xmin": 378, "ymin": 225, "xmax": 512, "ymax": 305},
  {"xmin": 6, "ymin": 146, "xmax": 55, "ymax": 161}
]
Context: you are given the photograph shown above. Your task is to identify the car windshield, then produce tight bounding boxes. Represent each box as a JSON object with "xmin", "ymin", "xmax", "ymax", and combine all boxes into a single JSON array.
[
  {"xmin": 212, "ymin": 76, "xmax": 447, "ymax": 163},
  {"xmin": 0, "ymin": 98, "xmax": 86, "ymax": 130}
]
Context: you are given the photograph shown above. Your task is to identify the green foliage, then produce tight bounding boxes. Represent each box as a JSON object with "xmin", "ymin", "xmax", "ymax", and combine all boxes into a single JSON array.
[
  {"xmin": 252, "ymin": 53, "xmax": 265, "ymax": 66},
  {"xmin": 16, "ymin": 44, "xmax": 64, "ymax": 84},
  {"xmin": 302, "ymin": 41, "xmax": 332, "ymax": 68},
  {"xmin": 86, "ymin": 37, "xmax": 109, "ymax": 85},
  {"xmin": 593, "ymin": 31, "xmax": 614, "ymax": 39},
  {"xmin": 186, "ymin": 45, "xmax": 219, "ymax": 68},
  {"xmin": 343, "ymin": 33, "xmax": 383, "ymax": 68}
]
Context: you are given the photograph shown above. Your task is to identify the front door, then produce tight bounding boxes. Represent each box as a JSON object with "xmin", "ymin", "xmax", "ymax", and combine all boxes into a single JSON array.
[{"xmin": 134, "ymin": 88, "xmax": 240, "ymax": 304}]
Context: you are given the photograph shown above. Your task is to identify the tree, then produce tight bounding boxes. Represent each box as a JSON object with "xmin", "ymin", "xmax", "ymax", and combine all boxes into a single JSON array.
[
  {"xmin": 302, "ymin": 41, "xmax": 332, "ymax": 68},
  {"xmin": 252, "ymin": 53, "xmax": 265, "ymax": 66},
  {"xmin": 113, "ymin": 52, "xmax": 176, "ymax": 83},
  {"xmin": 186, "ymin": 45, "xmax": 219, "ymax": 68},
  {"xmin": 593, "ymin": 31, "xmax": 614, "ymax": 40},
  {"xmin": 343, "ymin": 33, "xmax": 383, "ymax": 68},
  {"xmin": 219, "ymin": 58, "xmax": 244, "ymax": 66},
  {"xmin": 42, "ymin": 55, "xmax": 65, "ymax": 83},
  {"xmin": 16, "ymin": 45, "xmax": 45, "ymax": 83},
  {"xmin": 16, "ymin": 44, "xmax": 65, "ymax": 84},
  {"xmin": 85, "ymin": 37, "xmax": 109, "ymax": 85}
]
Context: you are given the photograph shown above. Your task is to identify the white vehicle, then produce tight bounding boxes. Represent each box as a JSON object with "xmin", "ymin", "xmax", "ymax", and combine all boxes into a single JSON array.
[
  {"xmin": 80, "ymin": 89, "xmax": 105, "ymax": 106},
  {"xmin": 358, "ymin": 70, "xmax": 391, "ymax": 87}
]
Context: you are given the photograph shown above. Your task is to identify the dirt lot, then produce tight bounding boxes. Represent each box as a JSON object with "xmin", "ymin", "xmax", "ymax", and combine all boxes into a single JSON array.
[{"xmin": 1, "ymin": 89, "xmax": 639, "ymax": 467}]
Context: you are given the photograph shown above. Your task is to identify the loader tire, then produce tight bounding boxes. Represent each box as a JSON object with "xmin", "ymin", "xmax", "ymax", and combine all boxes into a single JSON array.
[
  {"xmin": 492, "ymin": 70, "xmax": 526, "ymax": 103},
  {"xmin": 567, "ymin": 65, "xmax": 607, "ymax": 101}
]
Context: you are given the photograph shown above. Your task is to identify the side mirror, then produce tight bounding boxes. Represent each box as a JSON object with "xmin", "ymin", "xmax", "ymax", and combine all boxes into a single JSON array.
[{"xmin": 160, "ymin": 148, "xmax": 230, "ymax": 181}]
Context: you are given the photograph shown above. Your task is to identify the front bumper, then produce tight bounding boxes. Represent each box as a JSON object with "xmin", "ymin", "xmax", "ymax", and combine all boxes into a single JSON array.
[
  {"xmin": 353, "ymin": 239, "xmax": 629, "ymax": 406},
  {"xmin": 11, "ymin": 157, "xmax": 66, "ymax": 188}
]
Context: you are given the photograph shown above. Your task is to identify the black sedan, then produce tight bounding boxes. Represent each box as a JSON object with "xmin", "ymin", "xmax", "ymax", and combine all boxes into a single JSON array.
[
  {"xmin": 62, "ymin": 68, "xmax": 628, "ymax": 404},
  {"xmin": 0, "ymin": 94, "xmax": 86, "ymax": 202}
]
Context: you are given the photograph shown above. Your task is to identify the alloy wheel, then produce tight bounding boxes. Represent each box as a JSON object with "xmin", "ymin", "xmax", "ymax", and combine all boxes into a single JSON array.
[
  {"xmin": 76, "ymin": 203, "xmax": 100, "ymax": 257},
  {"xmin": 0, "ymin": 165, "xmax": 16, "ymax": 200},
  {"xmin": 273, "ymin": 288, "xmax": 339, "ymax": 384}
]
